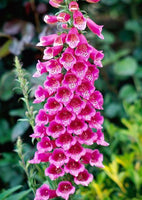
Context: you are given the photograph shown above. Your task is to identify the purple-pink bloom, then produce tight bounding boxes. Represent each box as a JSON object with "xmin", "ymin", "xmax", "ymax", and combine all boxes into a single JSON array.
[
  {"xmin": 56, "ymin": 181, "xmax": 75, "ymax": 200},
  {"xmin": 78, "ymin": 128, "xmax": 97, "ymax": 145},
  {"xmin": 56, "ymin": 132, "xmax": 76, "ymax": 150},
  {"xmin": 74, "ymin": 169, "xmax": 93, "ymax": 186},
  {"xmin": 67, "ymin": 118, "xmax": 88, "ymax": 135},
  {"xmin": 47, "ymin": 120, "xmax": 66, "ymax": 138},
  {"xmin": 45, "ymin": 164, "xmax": 65, "ymax": 180},
  {"xmin": 90, "ymin": 149, "xmax": 104, "ymax": 168},
  {"xmin": 64, "ymin": 158, "xmax": 85, "ymax": 176},
  {"xmin": 67, "ymin": 142, "xmax": 86, "ymax": 161},
  {"xmin": 89, "ymin": 111, "xmax": 104, "ymax": 130},
  {"xmin": 94, "ymin": 130, "xmax": 109, "ymax": 146},
  {"xmin": 37, "ymin": 137, "xmax": 53, "ymax": 152},
  {"xmin": 34, "ymin": 184, "xmax": 57, "ymax": 200},
  {"xmin": 66, "ymin": 27, "xmax": 80, "ymax": 49},
  {"xmin": 73, "ymin": 11, "xmax": 86, "ymax": 30},
  {"xmin": 49, "ymin": 148, "xmax": 69, "ymax": 167},
  {"xmin": 35, "ymin": 109, "xmax": 49, "ymax": 125},
  {"xmin": 44, "ymin": 97, "xmax": 63, "ymax": 115}
]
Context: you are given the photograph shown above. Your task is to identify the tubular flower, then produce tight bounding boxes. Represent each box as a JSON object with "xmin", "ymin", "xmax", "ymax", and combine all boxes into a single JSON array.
[{"xmin": 31, "ymin": 0, "xmax": 108, "ymax": 199}]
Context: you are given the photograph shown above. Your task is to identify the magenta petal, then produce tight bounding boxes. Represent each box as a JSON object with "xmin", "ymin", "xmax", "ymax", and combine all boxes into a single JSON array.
[
  {"xmin": 67, "ymin": 118, "xmax": 88, "ymax": 135},
  {"xmin": 73, "ymin": 10, "xmax": 86, "ymax": 30},
  {"xmin": 56, "ymin": 181, "xmax": 75, "ymax": 200},
  {"xmin": 74, "ymin": 169, "xmax": 93, "ymax": 186},
  {"xmin": 47, "ymin": 121, "xmax": 66, "ymax": 138},
  {"xmin": 64, "ymin": 158, "xmax": 85, "ymax": 176},
  {"xmin": 66, "ymin": 95, "xmax": 86, "ymax": 114},
  {"xmin": 67, "ymin": 142, "xmax": 86, "ymax": 161},
  {"xmin": 55, "ymin": 86, "xmax": 73, "ymax": 105},
  {"xmin": 34, "ymin": 184, "xmax": 57, "ymax": 200},
  {"xmin": 55, "ymin": 132, "xmax": 76, "ymax": 150},
  {"xmin": 78, "ymin": 103, "xmax": 96, "ymax": 121},
  {"xmin": 89, "ymin": 112, "xmax": 104, "ymax": 130},
  {"xmin": 87, "ymin": 18, "xmax": 104, "ymax": 40},
  {"xmin": 44, "ymin": 97, "xmax": 63, "ymax": 115},
  {"xmin": 94, "ymin": 130, "xmax": 109, "ymax": 146},
  {"xmin": 45, "ymin": 164, "xmax": 65, "ymax": 180},
  {"xmin": 89, "ymin": 90, "xmax": 104, "ymax": 110},
  {"xmin": 49, "ymin": 148, "xmax": 69, "ymax": 167},
  {"xmin": 35, "ymin": 109, "xmax": 49, "ymax": 125},
  {"xmin": 37, "ymin": 137, "xmax": 53, "ymax": 152},
  {"xmin": 78, "ymin": 128, "xmax": 97, "ymax": 145},
  {"xmin": 90, "ymin": 149, "xmax": 104, "ymax": 168},
  {"xmin": 66, "ymin": 27, "xmax": 80, "ymax": 48},
  {"xmin": 55, "ymin": 108, "xmax": 76, "ymax": 126}
]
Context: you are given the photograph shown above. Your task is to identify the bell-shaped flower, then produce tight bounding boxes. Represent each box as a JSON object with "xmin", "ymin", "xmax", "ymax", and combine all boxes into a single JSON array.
[
  {"xmin": 44, "ymin": 15, "xmax": 58, "ymax": 24},
  {"xmin": 45, "ymin": 164, "xmax": 65, "ymax": 180},
  {"xmin": 90, "ymin": 149, "xmax": 104, "ymax": 168},
  {"xmin": 71, "ymin": 61, "xmax": 88, "ymax": 79},
  {"xmin": 85, "ymin": 64, "xmax": 99, "ymax": 82},
  {"xmin": 90, "ymin": 47, "xmax": 104, "ymax": 67},
  {"xmin": 47, "ymin": 121, "xmax": 66, "ymax": 138},
  {"xmin": 80, "ymin": 149, "xmax": 93, "ymax": 164},
  {"xmin": 43, "ymin": 46, "xmax": 63, "ymax": 60},
  {"xmin": 73, "ymin": 11, "xmax": 86, "ymax": 30},
  {"xmin": 66, "ymin": 27, "xmax": 80, "ymax": 49},
  {"xmin": 64, "ymin": 158, "xmax": 85, "ymax": 176},
  {"xmin": 33, "ymin": 60, "xmax": 48, "ymax": 77},
  {"xmin": 33, "ymin": 86, "xmax": 49, "ymax": 104},
  {"xmin": 55, "ymin": 108, "xmax": 76, "ymax": 126},
  {"xmin": 36, "ymin": 34, "xmax": 57, "ymax": 47},
  {"xmin": 49, "ymin": 0, "xmax": 63, "ymax": 8},
  {"xmin": 55, "ymin": 86, "xmax": 73, "ymax": 104},
  {"xmin": 34, "ymin": 184, "xmax": 57, "ymax": 200},
  {"xmin": 55, "ymin": 132, "xmax": 76, "ymax": 150},
  {"xmin": 62, "ymin": 72, "xmax": 80, "ymax": 91},
  {"xmin": 44, "ymin": 76, "xmax": 60, "ymax": 95},
  {"xmin": 67, "ymin": 118, "xmax": 88, "ymax": 135},
  {"xmin": 30, "ymin": 124, "xmax": 47, "ymax": 138},
  {"xmin": 66, "ymin": 95, "xmax": 86, "ymax": 115},
  {"xmin": 67, "ymin": 142, "xmax": 86, "ymax": 161},
  {"xmin": 56, "ymin": 181, "xmax": 75, "ymax": 200},
  {"xmin": 94, "ymin": 130, "xmax": 109, "ymax": 146},
  {"xmin": 46, "ymin": 59, "xmax": 62, "ymax": 75},
  {"xmin": 76, "ymin": 80, "xmax": 95, "ymax": 100},
  {"xmin": 75, "ymin": 35, "xmax": 92, "ymax": 61},
  {"xmin": 44, "ymin": 97, "xmax": 63, "ymax": 115},
  {"xmin": 87, "ymin": 18, "xmax": 104, "ymax": 39},
  {"xmin": 89, "ymin": 90, "xmax": 103, "ymax": 110},
  {"xmin": 69, "ymin": 1, "xmax": 79, "ymax": 12},
  {"xmin": 78, "ymin": 128, "xmax": 97, "ymax": 145},
  {"xmin": 49, "ymin": 148, "xmax": 69, "ymax": 167},
  {"xmin": 37, "ymin": 137, "xmax": 53, "ymax": 153},
  {"xmin": 59, "ymin": 47, "xmax": 76, "ymax": 71},
  {"xmin": 74, "ymin": 169, "xmax": 93, "ymax": 186},
  {"xmin": 29, "ymin": 151, "xmax": 51, "ymax": 164},
  {"xmin": 78, "ymin": 103, "xmax": 96, "ymax": 121},
  {"xmin": 35, "ymin": 109, "xmax": 49, "ymax": 125},
  {"xmin": 89, "ymin": 112, "xmax": 104, "ymax": 130},
  {"xmin": 53, "ymin": 33, "xmax": 67, "ymax": 46},
  {"xmin": 57, "ymin": 12, "xmax": 71, "ymax": 22}
]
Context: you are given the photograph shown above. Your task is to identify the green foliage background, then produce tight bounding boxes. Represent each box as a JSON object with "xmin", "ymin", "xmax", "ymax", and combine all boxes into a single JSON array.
[{"xmin": 0, "ymin": 0, "xmax": 142, "ymax": 199}]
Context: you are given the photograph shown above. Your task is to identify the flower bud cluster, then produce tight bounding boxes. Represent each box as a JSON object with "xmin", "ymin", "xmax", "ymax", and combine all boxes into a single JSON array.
[{"xmin": 30, "ymin": 1, "xmax": 108, "ymax": 199}]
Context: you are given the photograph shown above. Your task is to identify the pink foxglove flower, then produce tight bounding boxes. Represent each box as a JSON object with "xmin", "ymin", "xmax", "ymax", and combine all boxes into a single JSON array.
[
  {"xmin": 56, "ymin": 181, "xmax": 75, "ymax": 200},
  {"xmin": 31, "ymin": 0, "xmax": 108, "ymax": 199},
  {"xmin": 69, "ymin": 2, "xmax": 79, "ymax": 12},
  {"xmin": 34, "ymin": 184, "xmax": 57, "ymax": 200},
  {"xmin": 49, "ymin": 0, "xmax": 63, "ymax": 8}
]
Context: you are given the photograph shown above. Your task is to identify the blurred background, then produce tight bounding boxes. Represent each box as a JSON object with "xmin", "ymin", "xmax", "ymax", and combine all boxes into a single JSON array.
[{"xmin": 0, "ymin": 0, "xmax": 142, "ymax": 199}]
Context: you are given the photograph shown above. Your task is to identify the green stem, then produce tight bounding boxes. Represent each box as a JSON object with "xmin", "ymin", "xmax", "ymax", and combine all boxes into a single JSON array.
[{"xmin": 14, "ymin": 56, "xmax": 35, "ymax": 130}]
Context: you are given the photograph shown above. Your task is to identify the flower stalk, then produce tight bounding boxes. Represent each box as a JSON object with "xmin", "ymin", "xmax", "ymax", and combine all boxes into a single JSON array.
[{"xmin": 28, "ymin": 0, "xmax": 109, "ymax": 199}]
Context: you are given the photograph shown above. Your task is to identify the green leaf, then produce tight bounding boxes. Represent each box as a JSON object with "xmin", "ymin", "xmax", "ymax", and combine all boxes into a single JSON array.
[
  {"xmin": 0, "ymin": 71, "xmax": 16, "ymax": 101},
  {"xmin": 0, "ymin": 40, "xmax": 12, "ymax": 58},
  {"xmin": 113, "ymin": 57, "xmax": 138, "ymax": 76},
  {"xmin": 0, "ymin": 186, "xmax": 22, "ymax": 200},
  {"xmin": 12, "ymin": 121, "xmax": 30, "ymax": 141},
  {"xmin": 6, "ymin": 189, "xmax": 31, "ymax": 200},
  {"xmin": 105, "ymin": 103, "xmax": 122, "ymax": 118},
  {"xmin": 0, "ymin": 119, "xmax": 11, "ymax": 144},
  {"xmin": 125, "ymin": 20, "xmax": 141, "ymax": 33},
  {"xmin": 119, "ymin": 85, "xmax": 137, "ymax": 103}
]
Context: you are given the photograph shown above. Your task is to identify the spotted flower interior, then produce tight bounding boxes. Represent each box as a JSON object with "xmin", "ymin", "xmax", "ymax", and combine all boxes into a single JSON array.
[{"xmin": 31, "ymin": 0, "xmax": 109, "ymax": 199}]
